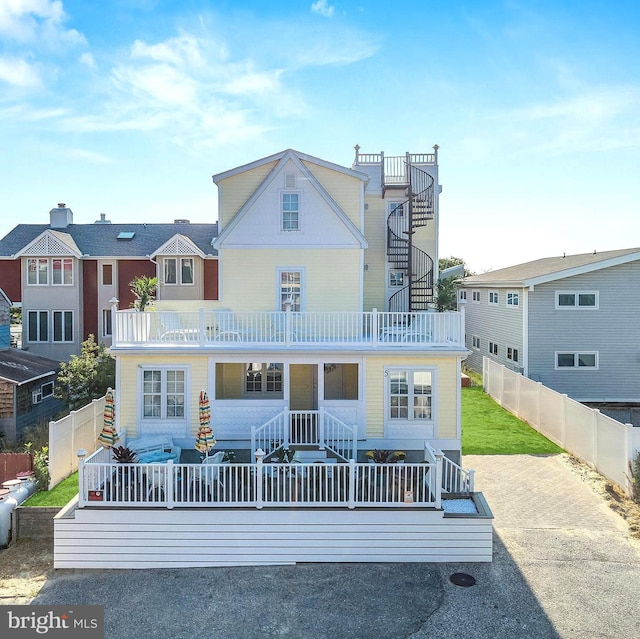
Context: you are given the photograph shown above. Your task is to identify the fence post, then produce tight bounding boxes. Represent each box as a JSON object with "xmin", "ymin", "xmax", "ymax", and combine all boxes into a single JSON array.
[
  {"xmin": 468, "ymin": 468, "xmax": 475, "ymax": 493},
  {"xmin": 282, "ymin": 406, "xmax": 290, "ymax": 450},
  {"xmin": 348, "ymin": 459, "xmax": 356, "ymax": 509},
  {"xmin": 166, "ymin": 460, "xmax": 175, "ymax": 509},
  {"xmin": 77, "ymin": 449, "xmax": 87, "ymax": 508},
  {"xmin": 434, "ymin": 450, "xmax": 443, "ymax": 510},
  {"xmin": 624, "ymin": 423, "xmax": 634, "ymax": 497},
  {"xmin": 255, "ymin": 448, "xmax": 264, "ymax": 509},
  {"xmin": 318, "ymin": 407, "xmax": 326, "ymax": 450},
  {"xmin": 372, "ymin": 308, "xmax": 379, "ymax": 347},
  {"xmin": 592, "ymin": 409, "xmax": 600, "ymax": 467},
  {"xmin": 199, "ymin": 308, "xmax": 206, "ymax": 346}
]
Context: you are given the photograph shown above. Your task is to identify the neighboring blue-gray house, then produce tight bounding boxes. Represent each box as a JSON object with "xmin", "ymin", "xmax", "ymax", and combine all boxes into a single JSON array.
[
  {"xmin": 0, "ymin": 287, "xmax": 63, "ymax": 442},
  {"xmin": 460, "ymin": 247, "xmax": 640, "ymax": 404}
]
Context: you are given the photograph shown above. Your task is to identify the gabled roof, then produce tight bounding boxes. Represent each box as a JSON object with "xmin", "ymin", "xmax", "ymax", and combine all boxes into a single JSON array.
[
  {"xmin": 150, "ymin": 234, "xmax": 207, "ymax": 259},
  {"xmin": 0, "ymin": 222, "xmax": 219, "ymax": 259},
  {"xmin": 0, "ymin": 349, "xmax": 60, "ymax": 385},
  {"xmin": 212, "ymin": 148, "xmax": 369, "ymax": 184},
  {"xmin": 463, "ymin": 247, "xmax": 640, "ymax": 288},
  {"xmin": 213, "ymin": 149, "xmax": 368, "ymax": 249}
]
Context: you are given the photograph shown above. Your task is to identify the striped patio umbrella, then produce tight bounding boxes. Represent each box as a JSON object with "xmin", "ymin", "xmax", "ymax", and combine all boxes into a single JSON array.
[
  {"xmin": 97, "ymin": 388, "xmax": 119, "ymax": 448},
  {"xmin": 195, "ymin": 390, "xmax": 216, "ymax": 456}
]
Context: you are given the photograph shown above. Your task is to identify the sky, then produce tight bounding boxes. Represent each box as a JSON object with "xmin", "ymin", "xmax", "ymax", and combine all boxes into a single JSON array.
[{"xmin": 1, "ymin": 0, "xmax": 639, "ymax": 274}]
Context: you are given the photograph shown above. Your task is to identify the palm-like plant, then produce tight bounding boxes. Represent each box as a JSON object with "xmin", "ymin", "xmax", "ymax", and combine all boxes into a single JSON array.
[{"xmin": 129, "ymin": 275, "xmax": 158, "ymax": 311}]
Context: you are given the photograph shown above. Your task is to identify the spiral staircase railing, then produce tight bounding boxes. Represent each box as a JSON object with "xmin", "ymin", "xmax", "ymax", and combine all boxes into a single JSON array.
[{"xmin": 387, "ymin": 162, "xmax": 435, "ymax": 312}]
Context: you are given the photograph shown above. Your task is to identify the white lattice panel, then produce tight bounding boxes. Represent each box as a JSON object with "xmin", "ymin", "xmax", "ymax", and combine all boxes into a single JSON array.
[
  {"xmin": 385, "ymin": 423, "xmax": 434, "ymax": 440},
  {"xmin": 22, "ymin": 232, "xmax": 77, "ymax": 256},
  {"xmin": 215, "ymin": 406, "xmax": 282, "ymax": 438}
]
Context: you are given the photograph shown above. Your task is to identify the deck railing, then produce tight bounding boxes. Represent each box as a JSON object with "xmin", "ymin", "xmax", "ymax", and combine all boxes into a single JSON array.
[
  {"xmin": 112, "ymin": 308, "xmax": 465, "ymax": 348},
  {"xmin": 425, "ymin": 444, "xmax": 474, "ymax": 494},
  {"xmin": 78, "ymin": 454, "xmax": 443, "ymax": 510}
]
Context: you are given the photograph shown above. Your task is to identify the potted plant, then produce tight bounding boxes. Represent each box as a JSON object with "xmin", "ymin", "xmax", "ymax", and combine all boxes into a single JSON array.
[
  {"xmin": 111, "ymin": 446, "xmax": 139, "ymax": 501},
  {"xmin": 129, "ymin": 276, "xmax": 157, "ymax": 340}
]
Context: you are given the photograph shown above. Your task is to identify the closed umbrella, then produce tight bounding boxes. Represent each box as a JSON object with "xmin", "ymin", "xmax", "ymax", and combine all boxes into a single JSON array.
[
  {"xmin": 195, "ymin": 390, "xmax": 216, "ymax": 458},
  {"xmin": 98, "ymin": 388, "xmax": 119, "ymax": 448}
]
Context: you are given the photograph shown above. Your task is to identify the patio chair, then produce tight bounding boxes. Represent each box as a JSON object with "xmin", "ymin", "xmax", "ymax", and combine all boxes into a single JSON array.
[{"xmin": 201, "ymin": 451, "xmax": 225, "ymax": 499}]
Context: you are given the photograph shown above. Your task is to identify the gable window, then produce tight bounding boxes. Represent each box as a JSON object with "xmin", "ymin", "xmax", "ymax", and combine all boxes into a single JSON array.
[
  {"xmin": 389, "ymin": 271, "xmax": 404, "ymax": 287},
  {"xmin": 245, "ymin": 363, "xmax": 283, "ymax": 397},
  {"xmin": 556, "ymin": 291, "xmax": 598, "ymax": 309},
  {"xmin": 27, "ymin": 258, "xmax": 48, "ymax": 285},
  {"xmin": 52, "ymin": 258, "xmax": 73, "ymax": 285},
  {"xmin": 556, "ymin": 352, "xmax": 598, "ymax": 369},
  {"xmin": 278, "ymin": 269, "xmax": 302, "ymax": 312},
  {"xmin": 489, "ymin": 341, "xmax": 498, "ymax": 355},
  {"xmin": 507, "ymin": 292, "xmax": 519, "ymax": 306},
  {"xmin": 102, "ymin": 264, "xmax": 113, "ymax": 286},
  {"xmin": 282, "ymin": 193, "xmax": 299, "ymax": 231},
  {"xmin": 388, "ymin": 369, "xmax": 433, "ymax": 421},
  {"xmin": 507, "ymin": 347, "xmax": 519, "ymax": 362},
  {"xmin": 472, "ymin": 290, "xmax": 480, "ymax": 303},
  {"xmin": 489, "ymin": 291, "xmax": 499, "ymax": 305},
  {"xmin": 142, "ymin": 368, "xmax": 186, "ymax": 419},
  {"xmin": 52, "ymin": 311, "xmax": 73, "ymax": 342},
  {"xmin": 164, "ymin": 257, "xmax": 194, "ymax": 285}
]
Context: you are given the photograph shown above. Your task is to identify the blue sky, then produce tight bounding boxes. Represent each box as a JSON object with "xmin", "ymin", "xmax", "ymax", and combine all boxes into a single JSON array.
[{"xmin": 1, "ymin": 0, "xmax": 639, "ymax": 273}]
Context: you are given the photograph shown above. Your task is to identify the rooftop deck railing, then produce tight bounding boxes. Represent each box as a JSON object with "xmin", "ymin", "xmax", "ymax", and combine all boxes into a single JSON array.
[{"xmin": 111, "ymin": 309, "xmax": 465, "ymax": 349}]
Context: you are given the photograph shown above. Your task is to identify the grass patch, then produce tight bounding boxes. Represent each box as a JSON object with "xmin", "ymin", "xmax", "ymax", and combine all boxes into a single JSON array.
[
  {"xmin": 462, "ymin": 385, "xmax": 563, "ymax": 455},
  {"xmin": 23, "ymin": 472, "xmax": 78, "ymax": 507}
]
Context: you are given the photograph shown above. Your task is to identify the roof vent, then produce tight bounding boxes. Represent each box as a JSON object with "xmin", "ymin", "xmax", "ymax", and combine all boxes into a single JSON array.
[
  {"xmin": 94, "ymin": 213, "xmax": 112, "ymax": 224},
  {"xmin": 174, "ymin": 219, "xmax": 190, "ymax": 224}
]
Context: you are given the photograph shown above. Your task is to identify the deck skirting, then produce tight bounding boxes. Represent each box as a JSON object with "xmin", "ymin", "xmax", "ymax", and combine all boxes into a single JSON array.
[{"xmin": 54, "ymin": 499, "xmax": 493, "ymax": 568}]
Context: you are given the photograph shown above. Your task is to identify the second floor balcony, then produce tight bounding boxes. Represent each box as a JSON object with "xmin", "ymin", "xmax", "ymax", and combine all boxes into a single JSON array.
[{"xmin": 111, "ymin": 308, "xmax": 465, "ymax": 350}]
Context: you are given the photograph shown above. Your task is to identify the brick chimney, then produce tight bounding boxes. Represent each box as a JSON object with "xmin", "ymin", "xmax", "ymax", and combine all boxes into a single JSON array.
[{"xmin": 49, "ymin": 203, "xmax": 73, "ymax": 228}]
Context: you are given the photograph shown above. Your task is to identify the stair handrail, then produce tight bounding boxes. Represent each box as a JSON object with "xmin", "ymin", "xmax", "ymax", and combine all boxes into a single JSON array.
[{"xmin": 251, "ymin": 407, "xmax": 289, "ymax": 459}]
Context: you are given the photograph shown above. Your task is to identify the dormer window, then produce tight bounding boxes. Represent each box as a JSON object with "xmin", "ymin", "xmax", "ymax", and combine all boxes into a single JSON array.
[
  {"xmin": 282, "ymin": 193, "xmax": 299, "ymax": 231},
  {"xmin": 164, "ymin": 257, "xmax": 194, "ymax": 285}
]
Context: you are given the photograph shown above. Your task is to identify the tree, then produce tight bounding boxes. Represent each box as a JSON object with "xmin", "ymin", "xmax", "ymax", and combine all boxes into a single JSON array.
[
  {"xmin": 55, "ymin": 335, "xmax": 115, "ymax": 410},
  {"xmin": 130, "ymin": 275, "xmax": 158, "ymax": 311},
  {"xmin": 434, "ymin": 276, "xmax": 460, "ymax": 312},
  {"xmin": 439, "ymin": 256, "xmax": 474, "ymax": 278}
]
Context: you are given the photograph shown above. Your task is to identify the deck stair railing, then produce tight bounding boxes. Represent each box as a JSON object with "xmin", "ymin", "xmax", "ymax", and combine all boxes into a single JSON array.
[
  {"xmin": 251, "ymin": 409, "xmax": 357, "ymax": 462},
  {"xmin": 425, "ymin": 443, "xmax": 474, "ymax": 494},
  {"xmin": 386, "ymin": 157, "xmax": 435, "ymax": 312}
]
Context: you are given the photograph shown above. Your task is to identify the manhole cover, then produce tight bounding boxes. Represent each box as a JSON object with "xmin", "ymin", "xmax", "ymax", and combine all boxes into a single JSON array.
[{"xmin": 449, "ymin": 572, "xmax": 476, "ymax": 587}]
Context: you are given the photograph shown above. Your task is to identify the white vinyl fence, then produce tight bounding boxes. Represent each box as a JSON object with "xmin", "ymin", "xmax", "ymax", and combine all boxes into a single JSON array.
[
  {"xmin": 483, "ymin": 358, "xmax": 640, "ymax": 494},
  {"xmin": 48, "ymin": 394, "xmax": 114, "ymax": 489}
]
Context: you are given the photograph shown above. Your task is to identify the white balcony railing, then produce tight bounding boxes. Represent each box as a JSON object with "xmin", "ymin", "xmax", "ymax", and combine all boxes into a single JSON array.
[{"xmin": 112, "ymin": 308, "xmax": 465, "ymax": 349}]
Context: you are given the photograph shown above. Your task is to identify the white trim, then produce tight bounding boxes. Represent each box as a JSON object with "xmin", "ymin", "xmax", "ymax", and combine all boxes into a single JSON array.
[
  {"xmin": 555, "ymin": 290, "xmax": 599, "ymax": 310},
  {"xmin": 488, "ymin": 291, "xmax": 499, "ymax": 306},
  {"xmin": 137, "ymin": 365, "xmax": 191, "ymax": 433},
  {"xmin": 383, "ymin": 366, "xmax": 437, "ymax": 435},
  {"xmin": 471, "ymin": 290, "xmax": 480, "ymax": 303},
  {"xmin": 276, "ymin": 267, "xmax": 305, "ymax": 312},
  {"xmin": 506, "ymin": 291, "xmax": 519, "ymax": 307}
]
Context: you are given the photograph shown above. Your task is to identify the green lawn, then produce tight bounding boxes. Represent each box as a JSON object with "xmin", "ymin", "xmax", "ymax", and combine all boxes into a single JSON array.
[
  {"xmin": 23, "ymin": 472, "xmax": 78, "ymax": 507},
  {"xmin": 462, "ymin": 385, "xmax": 563, "ymax": 455}
]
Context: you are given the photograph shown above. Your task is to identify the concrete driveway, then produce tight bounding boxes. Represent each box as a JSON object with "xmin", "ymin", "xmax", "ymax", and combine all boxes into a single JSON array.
[{"xmin": 30, "ymin": 454, "xmax": 640, "ymax": 639}]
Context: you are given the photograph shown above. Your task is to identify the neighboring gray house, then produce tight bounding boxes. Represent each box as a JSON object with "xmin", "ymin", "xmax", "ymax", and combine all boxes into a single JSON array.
[{"xmin": 460, "ymin": 247, "xmax": 640, "ymax": 403}]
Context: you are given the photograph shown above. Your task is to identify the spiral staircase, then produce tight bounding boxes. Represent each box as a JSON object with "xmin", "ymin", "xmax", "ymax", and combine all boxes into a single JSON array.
[{"xmin": 386, "ymin": 160, "xmax": 435, "ymax": 312}]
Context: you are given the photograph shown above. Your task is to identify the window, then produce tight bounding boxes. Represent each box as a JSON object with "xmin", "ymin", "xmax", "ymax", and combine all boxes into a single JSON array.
[
  {"xmin": 282, "ymin": 193, "xmax": 299, "ymax": 231},
  {"xmin": 27, "ymin": 258, "xmax": 48, "ymax": 285},
  {"xmin": 52, "ymin": 258, "xmax": 73, "ymax": 285},
  {"xmin": 102, "ymin": 309, "xmax": 112, "ymax": 337},
  {"xmin": 556, "ymin": 291, "xmax": 598, "ymax": 309},
  {"xmin": 459, "ymin": 290, "xmax": 467, "ymax": 301},
  {"xmin": 472, "ymin": 335, "xmax": 480, "ymax": 349},
  {"xmin": 279, "ymin": 269, "xmax": 302, "ymax": 311},
  {"xmin": 472, "ymin": 290, "xmax": 480, "ymax": 303},
  {"xmin": 489, "ymin": 291, "xmax": 499, "ymax": 305},
  {"xmin": 102, "ymin": 264, "xmax": 113, "ymax": 286},
  {"xmin": 507, "ymin": 292, "xmax": 519, "ymax": 306},
  {"xmin": 181, "ymin": 258, "xmax": 194, "ymax": 284},
  {"xmin": 388, "ymin": 202, "xmax": 405, "ymax": 217},
  {"xmin": 245, "ymin": 363, "xmax": 283, "ymax": 396},
  {"xmin": 389, "ymin": 271, "xmax": 404, "ymax": 287},
  {"xmin": 507, "ymin": 347, "xmax": 519, "ymax": 362},
  {"xmin": 324, "ymin": 363, "xmax": 358, "ymax": 400},
  {"xmin": 41, "ymin": 381, "xmax": 54, "ymax": 398},
  {"xmin": 52, "ymin": 311, "xmax": 73, "ymax": 342},
  {"xmin": 489, "ymin": 341, "xmax": 498, "ymax": 355},
  {"xmin": 388, "ymin": 369, "xmax": 432, "ymax": 421},
  {"xmin": 27, "ymin": 311, "xmax": 48, "ymax": 342},
  {"xmin": 164, "ymin": 257, "xmax": 194, "ymax": 285},
  {"xmin": 555, "ymin": 352, "xmax": 598, "ymax": 369},
  {"xmin": 142, "ymin": 368, "xmax": 186, "ymax": 419}
]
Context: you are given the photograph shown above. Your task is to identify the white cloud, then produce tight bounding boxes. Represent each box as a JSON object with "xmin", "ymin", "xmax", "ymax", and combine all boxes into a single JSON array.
[
  {"xmin": 64, "ymin": 149, "xmax": 113, "ymax": 164},
  {"xmin": 79, "ymin": 51, "xmax": 96, "ymax": 69},
  {"xmin": 311, "ymin": 0, "xmax": 334, "ymax": 18},
  {"xmin": 0, "ymin": 56, "xmax": 42, "ymax": 88},
  {"xmin": 0, "ymin": 0, "xmax": 85, "ymax": 49}
]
